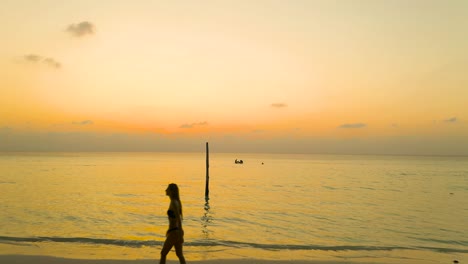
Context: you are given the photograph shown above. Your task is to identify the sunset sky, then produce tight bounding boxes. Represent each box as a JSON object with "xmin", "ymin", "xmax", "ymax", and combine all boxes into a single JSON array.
[{"xmin": 1, "ymin": 0, "xmax": 467, "ymax": 155}]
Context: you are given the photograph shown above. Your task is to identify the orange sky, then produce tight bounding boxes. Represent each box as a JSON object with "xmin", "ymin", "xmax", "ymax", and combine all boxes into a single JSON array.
[{"xmin": 1, "ymin": 0, "xmax": 468, "ymax": 155}]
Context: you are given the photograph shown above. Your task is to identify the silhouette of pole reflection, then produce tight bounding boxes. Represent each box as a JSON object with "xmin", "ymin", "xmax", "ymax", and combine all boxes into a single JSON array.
[{"xmin": 201, "ymin": 197, "xmax": 212, "ymax": 238}]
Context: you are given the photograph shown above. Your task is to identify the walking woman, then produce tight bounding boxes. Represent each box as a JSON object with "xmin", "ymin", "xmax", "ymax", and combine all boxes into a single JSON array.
[{"xmin": 160, "ymin": 183, "xmax": 186, "ymax": 264}]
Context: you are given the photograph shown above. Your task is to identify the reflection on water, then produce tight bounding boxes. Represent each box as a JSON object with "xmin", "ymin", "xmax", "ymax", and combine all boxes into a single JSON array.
[{"xmin": 201, "ymin": 197, "xmax": 212, "ymax": 239}]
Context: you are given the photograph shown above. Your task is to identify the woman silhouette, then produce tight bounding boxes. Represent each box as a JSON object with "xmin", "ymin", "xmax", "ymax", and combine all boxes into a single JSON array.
[{"xmin": 160, "ymin": 183, "xmax": 186, "ymax": 264}]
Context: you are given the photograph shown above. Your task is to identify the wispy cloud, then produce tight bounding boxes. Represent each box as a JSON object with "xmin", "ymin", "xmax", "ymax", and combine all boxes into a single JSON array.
[
  {"xmin": 271, "ymin": 103, "xmax": 288, "ymax": 108},
  {"xmin": 251, "ymin": 129, "xmax": 265, "ymax": 133},
  {"xmin": 66, "ymin": 21, "xmax": 95, "ymax": 37},
  {"xmin": 443, "ymin": 117, "xmax": 457, "ymax": 123},
  {"xmin": 24, "ymin": 54, "xmax": 42, "ymax": 62},
  {"xmin": 23, "ymin": 54, "xmax": 62, "ymax": 69},
  {"xmin": 179, "ymin": 121, "xmax": 208, "ymax": 129},
  {"xmin": 43, "ymin": 58, "xmax": 61, "ymax": 69},
  {"xmin": 72, "ymin": 120, "xmax": 94, "ymax": 125},
  {"xmin": 339, "ymin": 123, "xmax": 367, "ymax": 129}
]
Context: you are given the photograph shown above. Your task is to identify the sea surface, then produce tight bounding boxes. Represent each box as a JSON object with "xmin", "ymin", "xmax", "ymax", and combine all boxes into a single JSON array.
[{"xmin": 0, "ymin": 152, "xmax": 467, "ymax": 263}]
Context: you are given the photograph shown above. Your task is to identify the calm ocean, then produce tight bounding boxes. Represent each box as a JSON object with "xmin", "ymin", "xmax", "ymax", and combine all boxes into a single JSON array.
[{"xmin": 0, "ymin": 152, "xmax": 467, "ymax": 263}]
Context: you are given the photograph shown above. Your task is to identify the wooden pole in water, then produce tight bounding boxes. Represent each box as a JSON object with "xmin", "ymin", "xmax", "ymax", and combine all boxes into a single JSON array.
[{"xmin": 205, "ymin": 142, "xmax": 210, "ymax": 198}]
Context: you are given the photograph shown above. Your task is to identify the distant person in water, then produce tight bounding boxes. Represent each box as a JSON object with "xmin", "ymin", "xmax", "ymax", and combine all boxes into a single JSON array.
[{"xmin": 160, "ymin": 183, "xmax": 186, "ymax": 264}]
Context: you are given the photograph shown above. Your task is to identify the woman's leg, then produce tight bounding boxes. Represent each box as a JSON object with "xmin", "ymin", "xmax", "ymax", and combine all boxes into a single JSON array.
[
  {"xmin": 174, "ymin": 242, "xmax": 186, "ymax": 264},
  {"xmin": 159, "ymin": 238, "xmax": 174, "ymax": 264}
]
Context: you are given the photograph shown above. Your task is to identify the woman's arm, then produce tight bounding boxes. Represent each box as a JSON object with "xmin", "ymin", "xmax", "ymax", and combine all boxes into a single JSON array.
[{"xmin": 172, "ymin": 200, "xmax": 183, "ymax": 228}]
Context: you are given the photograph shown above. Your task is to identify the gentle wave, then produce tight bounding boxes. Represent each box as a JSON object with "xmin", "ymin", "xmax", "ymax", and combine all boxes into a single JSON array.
[
  {"xmin": 0, "ymin": 181, "xmax": 16, "ymax": 184},
  {"xmin": 1, "ymin": 236, "xmax": 467, "ymax": 253}
]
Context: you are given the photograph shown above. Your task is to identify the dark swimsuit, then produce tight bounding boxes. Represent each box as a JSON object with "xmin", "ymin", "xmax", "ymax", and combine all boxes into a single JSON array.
[
  {"xmin": 167, "ymin": 210, "xmax": 179, "ymax": 233},
  {"xmin": 167, "ymin": 209, "xmax": 176, "ymax": 219}
]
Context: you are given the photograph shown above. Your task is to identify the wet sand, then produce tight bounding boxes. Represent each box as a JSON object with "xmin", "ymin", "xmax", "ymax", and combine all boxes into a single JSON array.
[{"xmin": 0, "ymin": 255, "xmax": 384, "ymax": 264}]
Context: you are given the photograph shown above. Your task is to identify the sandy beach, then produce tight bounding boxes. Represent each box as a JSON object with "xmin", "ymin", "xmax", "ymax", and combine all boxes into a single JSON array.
[{"xmin": 0, "ymin": 255, "xmax": 374, "ymax": 264}]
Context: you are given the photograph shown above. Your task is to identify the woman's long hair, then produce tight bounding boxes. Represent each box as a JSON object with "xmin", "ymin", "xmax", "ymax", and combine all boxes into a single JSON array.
[{"xmin": 168, "ymin": 183, "xmax": 183, "ymax": 217}]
